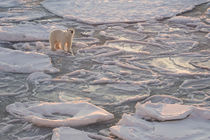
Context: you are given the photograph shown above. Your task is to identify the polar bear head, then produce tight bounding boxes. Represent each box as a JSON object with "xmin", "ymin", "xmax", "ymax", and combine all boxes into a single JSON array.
[{"xmin": 66, "ymin": 28, "xmax": 75, "ymax": 38}]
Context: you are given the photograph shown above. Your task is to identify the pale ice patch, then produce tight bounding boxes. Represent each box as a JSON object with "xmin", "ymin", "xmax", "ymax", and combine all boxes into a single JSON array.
[
  {"xmin": 0, "ymin": 47, "xmax": 58, "ymax": 73},
  {"xmin": 180, "ymin": 78, "xmax": 210, "ymax": 90},
  {"xmin": 205, "ymin": 32, "xmax": 210, "ymax": 39},
  {"xmin": 206, "ymin": 7, "xmax": 210, "ymax": 15},
  {"xmin": 149, "ymin": 55, "xmax": 210, "ymax": 76},
  {"xmin": 168, "ymin": 16, "xmax": 201, "ymax": 26},
  {"xmin": 136, "ymin": 102, "xmax": 194, "ymax": 121},
  {"xmin": 41, "ymin": 0, "xmax": 208, "ymax": 24},
  {"xmin": 26, "ymin": 72, "xmax": 52, "ymax": 91},
  {"xmin": 52, "ymin": 127, "xmax": 112, "ymax": 140},
  {"xmin": 100, "ymin": 26, "xmax": 147, "ymax": 41},
  {"xmin": 107, "ymin": 94, "xmax": 149, "ymax": 106},
  {"xmin": 190, "ymin": 57, "xmax": 210, "ymax": 70},
  {"xmin": 0, "ymin": 7, "xmax": 49, "ymax": 23},
  {"xmin": 142, "ymin": 95, "xmax": 183, "ymax": 104},
  {"xmin": 106, "ymin": 40, "xmax": 149, "ymax": 54},
  {"xmin": 0, "ymin": 0, "xmax": 22, "ymax": 7},
  {"xmin": 0, "ymin": 23, "xmax": 65, "ymax": 42},
  {"xmin": 148, "ymin": 32, "xmax": 198, "ymax": 53},
  {"xmin": 110, "ymin": 101, "xmax": 210, "ymax": 140},
  {"xmin": 6, "ymin": 101, "xmax": 114, "ymax": 127}
]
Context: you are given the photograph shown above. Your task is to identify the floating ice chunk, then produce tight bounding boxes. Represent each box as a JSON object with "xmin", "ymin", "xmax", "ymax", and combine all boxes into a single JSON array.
[
  {"xmin": 52, "ymin": 127, "xmax": 93, "ymax": 140},
  {"xmin": 110, "ymin": 101, "xmax": 210, "ymax": 140},
  {"xmin": 74, "ymin": 37, "xmax": 99, "ymax": 45},
  {"xmin": 90, "ymin": 77, "xmax": 116, "ymax": 85},
  {"xmin": 180, "ymin": 78, "xmax": 210, "ymax": 90},
  {"xmin": 52, "ymin": 127, "xmax": 112, "ymax": 140},
  {"xmin": 206, "ymin": 8, "xmax": 210, "ymax": 15},
  {"xmin": 0, "ymin": 123, "xmax": 14, "ymax": 134},
  {"xmin": 190, "ymin": 57, "xmax": 210, "ymax": 70},
  {"xmin": 136, "ymin": 102, "xmax": 193, "ymax": 121},
  {"xmin": 0, "ymin": 47, "xmax": 58, "ymax": 73},
  {"xmin": 106, "ymin": 40, "xmax": 149, "ymax": 54},
  {"xmin": 195, "ymin": 22, "xmax": 210, "ymax": 32},
  {"xmin": 109, "ymin": 94, "xmax": 149, "ymax": 106},
  {"xmin": 101, "ymin": 27, "xmax": 147, "ymax": 41},
  {"xmin": 0, "ymin": 0, "xmax": 21, "ymax": 7},
  {"xmin": 0, "ymin": 23, "xmax": 65, "ymax": 42},
  {"xmin": 205, "ymin": 33, "xmax": 210, "ymax": 39},
  {"xmin": 18, "ymin": 133, "xmax": 51, "ymax": 140},
  {"xmin": 26, "ymin": 72, "xmax": 52, "ymax": 84},
  {"xmin": 6, "ymin": 101, "xmax": 114, "ymax": 127},
  {"xmin": 41, "ymin": 0, "xmax": 208, "ymax": 24},
  {"xmin": 143, "ymin": 95, "xmax": 183, "ymax": 104},
  {"xmin": 26, "ymin": 72, "xmax": 52, "ymax": 90},
  {"xmin": 168, "ymin": 16, "xmax": 201, "ymax": 26}
]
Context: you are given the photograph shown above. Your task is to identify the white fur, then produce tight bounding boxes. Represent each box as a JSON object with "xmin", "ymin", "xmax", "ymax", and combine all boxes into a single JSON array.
[{"xmin": 49, "ymin": 28, "xmax": 75, "ymax": 55}]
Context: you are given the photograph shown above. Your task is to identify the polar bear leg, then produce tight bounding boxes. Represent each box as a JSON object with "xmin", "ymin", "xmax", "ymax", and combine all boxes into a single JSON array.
[
  {"xmin": 61, "ymin": 41, "xmax": 65, "ymax": 51},
  {"xmin": 67, "ymin": 42, "xmax": 74, "ymax": 56},
  {"xmin": 55, "ymin": 42, "xmax": 60, "ymax": 49},
  {"xmin": 50, "ymin": 40, "xmax": 56, "ymax": 51}
]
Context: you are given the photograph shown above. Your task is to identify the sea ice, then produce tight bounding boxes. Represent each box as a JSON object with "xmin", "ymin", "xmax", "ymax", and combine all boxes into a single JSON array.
[
  {"xmin": 26, "ymin": 72, "xmax": 52, "ymax": 91},
  {"xmin": 41, "ymin": 0, "xmax": 208, "ymax": 24},
  {"xmin": 110, "ymin": 101, "xmax": 210, "ymax": 140},
  {"xmin": 106, "ymin": 40, "xmax": 149, "ymax": 54},
  {"xmin": 179, "ymin": 78, "xmax": 210, "ymax": 90},
  {"xmin": 0, "ymin": 47, "xmax": 58, "ymax": 73},
  {"xmin": 0, "ymin": 0, "xmax": 22, "ymax": 7},
  {"xmin": 168, "ymin": 16, "xmax": 201, "ymax": 26},
  {"xmin": 142, "ymin": 95, "xmax": 183, "ymax": 104},
  {"xmin": 100, "ymin": 27, "xmax": 147, "ymax": 41},
  {"xmin": 0, "ymin": 23, "xmax": 65, "ymax": 42},
  {"xmin": 6, "ymin": 101, "xmax": 114, "ymax": 127},
  {"xmin": 205, "ymin": 33, "xmax": 210, "ymax": 39},
  {"xmin": 52, "ymin": 127, "xmax": 112, "ymax": 140}
]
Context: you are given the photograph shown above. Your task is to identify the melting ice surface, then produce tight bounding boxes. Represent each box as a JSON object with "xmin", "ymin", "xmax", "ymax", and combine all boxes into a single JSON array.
[
  {"xmin": 0, "ymin": 0, "xmax": 210, "ymax": 140},
  {"xmin": 41, "ymin": 0, "xmax": 209, "ymax": 24}
]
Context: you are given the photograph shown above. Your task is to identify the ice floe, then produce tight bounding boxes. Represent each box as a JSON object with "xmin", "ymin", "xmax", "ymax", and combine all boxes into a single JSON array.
[
  {"xmin": 0, "ymin": 0, "xmax": 22, "ymax": 8},
  {"xmin": 100, "ymin": 27, "xmax": 147, "ymax": 41},
  {"xmin": 26, "ymin": 72, "xmax": 52, "ymax": 91},
  {"xmin": 41, "ymin": 0, "xmax": 208, "ymax": 24},
  {"xmin": 0, "ymin": 23, "xmax": 65, "ymax": 42},
  {"xmin": 180, "ymin": 78, "xmax": 210, "ymax": 90},
  {"xmin": 6, "ymin": 101, "xmax": 114, "ymax": 127},
  {"xmin": 110, "ymin": 100, "xmax": 210, "ymax": 140},
  {"xmin": 142, "ymin": 95, "xmax": 183, "ymax": 104},
  {"xmin": 168, "ymin": 16, "xmax": 201, "ymax": 26},
  {"xmin": 52, "ymin": 127, "xmax": 112, "ymax": 140},
  {"xmin": 0, "ymin": 47, "xmax": 58, "ymax": 73}
]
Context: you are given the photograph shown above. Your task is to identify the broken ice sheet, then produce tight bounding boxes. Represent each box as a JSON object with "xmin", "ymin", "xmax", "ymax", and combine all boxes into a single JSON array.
[
  {"xmin": 52, "ymin": 127, "xmax": 112, "ymax": 140},
  {"xmin": 110, "ymin": 99, "xmax": 210, "ymax": 140},
  {"xmin": 149, "ymin": 55, "xmax": 209, "ymax": 75},
  {"xmin": 100, "ymin": 26, "xmax": 147, "ymax": 41},
  {"xmin": 106, "ymin": 40, "xmax": 149, "ymax": 54},
  {"xmin": 0, "ymin": 23, "xmax": 65, "ymax": 42},
  {"xmin": 41, "ymin": 0, "xmax": 209, "ymax": 24},
  {"xmin": 0, "ymin": 47, "xmax": 58, "ymax": 73},
  {"xmin": 6, "ymin": 101, "xmax": 114, "ymax": 127},
  {"xmin": 180, "ymin": 78, "xmax": 210, "ymax": 91}
]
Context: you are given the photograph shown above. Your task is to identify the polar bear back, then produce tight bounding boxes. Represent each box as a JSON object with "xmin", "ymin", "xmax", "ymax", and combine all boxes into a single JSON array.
[{"xmin": 50, "ymin": 30, "xmax": 67, "ymax": 42}]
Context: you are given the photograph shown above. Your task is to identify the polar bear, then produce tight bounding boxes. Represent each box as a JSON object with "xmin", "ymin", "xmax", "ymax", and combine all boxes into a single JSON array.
[{"xmin": 49, "ymin": 28, "xmax": 75, "ymax": 55}]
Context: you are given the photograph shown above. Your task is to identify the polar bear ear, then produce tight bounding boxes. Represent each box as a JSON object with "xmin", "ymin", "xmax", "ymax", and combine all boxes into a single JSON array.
[{"xmin": 67, "ymin": 28, "xmax": 75, "ymax": 34}]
